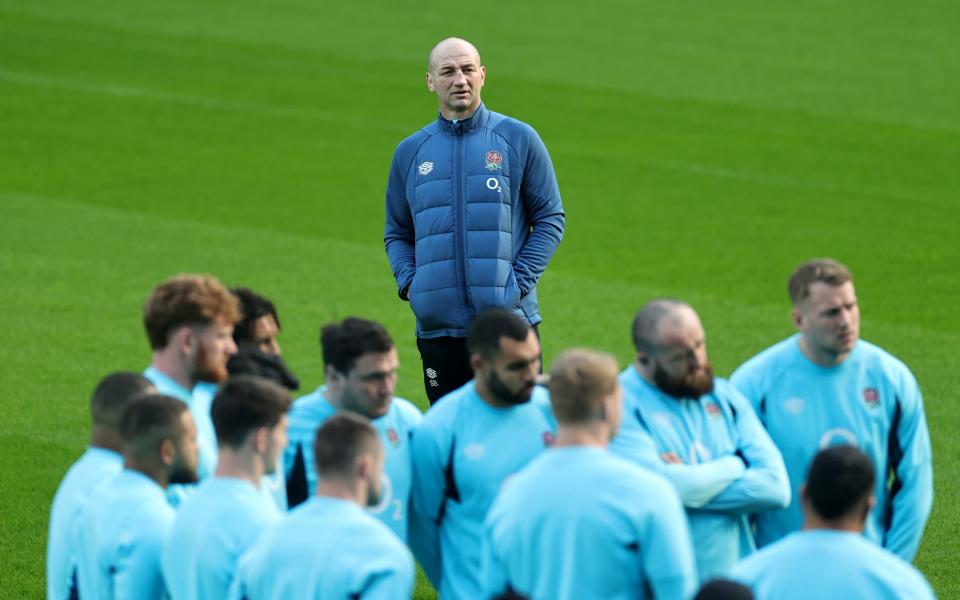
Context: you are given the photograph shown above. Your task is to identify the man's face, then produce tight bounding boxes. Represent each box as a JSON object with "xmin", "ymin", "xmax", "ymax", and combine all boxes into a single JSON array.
[
  {"xmin": 365, "ymin": 447, "xmax": 385, "ymax": 508},
  {"xmin": 648, "ymin": 308, "xmax": 714, "ymax": 399},
  {"xmin": 191, "ymin": 318, "xmax": 238, "ymax": 384},
  {"xmin": 169, "ymin": 411, "xmax": 200, "ymax": 485},
  {"xmin": 426, "ymin": 41, "xmax": 485, "ymax": 119},
  {"xmin": 794, "ymin": 281, "xmax": 860, "ymax": 363},
  {"xmin": 263, "ymin": 414, "xmax": 289, "ymax": 476},
  {"xmin": 335, "ymin": 348, "xmax": 399, "ymax": 419},
  {"xmin": 247, "ymin": 314, "xmax": 281, "ymax": 356},
  {"xmin": 477, "ymin": 332, "xmax": 541, "ymax": 406}
]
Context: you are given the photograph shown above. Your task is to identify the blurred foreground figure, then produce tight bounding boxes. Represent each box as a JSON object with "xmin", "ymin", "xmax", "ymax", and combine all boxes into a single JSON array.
[
  {"xmin": 46, "ymin": 372, "xmax": 156, "ymax": 600},
  {"xmin": 231, "ymin": 413, "xmax": 414, "ymax": 599},
  {"xmin": 162, "ymin": 376, "xmax": 291, "ymax": 600},
  {"xmin": 75, "ymin": 394, "xmax": 199, "ymax": 599},
  {"xmin": 483, "ymin": 348, "xmax": 697, "ymax": 600},
  {"xmin": 730, "ymin": 446, "xmax": 934, "ymax": 599}
]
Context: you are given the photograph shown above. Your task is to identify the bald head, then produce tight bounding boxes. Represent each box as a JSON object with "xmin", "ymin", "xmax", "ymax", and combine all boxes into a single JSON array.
[
  {"xmin": 428, "ymin": 37, "xmax": 482, "ymax": 72},
  {"xmin": 632, "ymin": 299, "xmax": 698, "ymax": 353},
  {"xmin": 426, "ymin": 37, "xmax": 486, "ymax": 120}
]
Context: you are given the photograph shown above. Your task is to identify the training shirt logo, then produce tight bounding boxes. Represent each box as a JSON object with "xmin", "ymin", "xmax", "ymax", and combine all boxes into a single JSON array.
[
  {"xmin": 704, "ymin": 402, "xmax": 723, "ymax": 419},
  {"xmin": 485, "ymin": 150, "xmax": 503, "ymax": 171},
  {"xmin": 387, "ymin": 428, "xmax": 401, "ymax": 448},
  {"xmin": 418, "ymin": 161, "xmax": 434, "ymax": 175},
  {"xmin": 863, "ymin": 387, "xmax": 880, "ymax": 409},
  {"xmin": 542, "ymin": 431, "xmax": 555, "ymax": 447}
]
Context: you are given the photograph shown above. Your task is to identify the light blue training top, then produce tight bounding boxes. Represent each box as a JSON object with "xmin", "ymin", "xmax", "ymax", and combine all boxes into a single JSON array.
[
  {"xmin": 46, "ymin": 447, "xmax": 122, "ymax": 600},
  {"xmin": 609, "ymin": 366, "xmax": 790, "ymax": 581},
  {"xmin": 74, "ymin": 469, "xmax": 175, "ymax": 600},
  {"xmin": 230, "ymin": 496, "xmax": 414, "ymax": 599},
  {"xmin": 483, "ymin": 446, "xmax": 698, "ymax": 600},
  {"xmin": 161, "ymin": 477, "xmax": 280, "ymax": 600},
  {"xmin": 730, "ymin": 529, "xmax": 935, "ymax": 599}
]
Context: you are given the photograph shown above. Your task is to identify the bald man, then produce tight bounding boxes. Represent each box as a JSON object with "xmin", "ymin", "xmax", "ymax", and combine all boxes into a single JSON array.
[
  {"xmin": 384, "ymin": 37, "xmax": 565, "ymax": 404},
  {"xmin": 609, "ymin": 299, "xmax": 790, "ymax": 582}
]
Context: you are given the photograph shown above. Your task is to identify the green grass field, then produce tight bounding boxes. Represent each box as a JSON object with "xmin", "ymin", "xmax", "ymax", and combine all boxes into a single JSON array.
[{"xmin": 2, "ymin": 0, "xmax": 958, "ymax": 597}]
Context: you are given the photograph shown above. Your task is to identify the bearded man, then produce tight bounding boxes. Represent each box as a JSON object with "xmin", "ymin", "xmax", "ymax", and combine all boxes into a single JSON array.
[{"xmin": 609, "ymin": 299, "xmax": 790, "ymax": 582}]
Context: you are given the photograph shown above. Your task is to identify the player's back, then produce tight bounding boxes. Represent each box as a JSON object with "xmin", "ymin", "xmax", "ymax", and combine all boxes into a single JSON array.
[
  {"xmin": 730, "ymin": 529, "xmax": 934, "ymax": 600},
  {"xmin": 75, "ymin": 470, "xmax": 174, "ymax": 600},
  {"xmin": 232, "ymin": 496, "xmax": 414, "ymax": 599},
  {"xmin": 483, "ymin": 447, "xmax": 697, "ymax": 600},
  {"xmin": 47, "ymin": 447, "xmax": 122, "ymax": 600},
  {"xmin": 162, "ymin": 477, "xmax": 279, "ymax": 600}
]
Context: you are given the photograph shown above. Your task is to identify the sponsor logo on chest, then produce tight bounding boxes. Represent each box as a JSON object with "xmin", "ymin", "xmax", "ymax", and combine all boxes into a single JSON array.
[
  {"xmin": 387, "ymin": 427, "xmax": 401, "ymax": 448},
  {"xmin": 418, "ymin": 161, "xmax": 434, "ymax": 175}
]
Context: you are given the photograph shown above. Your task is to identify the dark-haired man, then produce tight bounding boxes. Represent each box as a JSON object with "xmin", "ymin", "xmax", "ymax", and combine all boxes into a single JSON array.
[
  {"xmin": 610, "ymin": 299, "xmax": 789, "ymax": 582},
  {"xmin": 384, "ymin": 37, "xmax": 565, "ymax": 405},
  {"xmin": 75, "ymin": 394, "xmax": 199, "ymax": 600},
  {"xmin": 283, "ymin": 317, "xmax": 422, "ymax": 541},
  {"xmin": 142, "ymin": 274, "xmax": 240, "ymax": 503},
  {"xmin": 410, "ymin": 308, "xmax": 556, "ymax": 599},
  {"xmin": 232, "ymin": 413, "xmax": 415, "ymax": 598},
  {"xmin": 730, "ymin": 259, "xmax": 933, "ymax": 560},
  {"xmin": 730, "ymin": 446, "xmax": 934, "ymax": 599},
  {"xmin": 482, "ymin": 349, "xmax": 696, "ymax": 600},
  {"xmin": 227, "ymin": 287, "xmax": 299, "ymax": 392},
  {"xmin": 46, "ymin": 372, "xmax": 156, "ymax": 600},
  {"xmin": 162, "ymin": 376, "xmax": 291, "ymax": 600}
]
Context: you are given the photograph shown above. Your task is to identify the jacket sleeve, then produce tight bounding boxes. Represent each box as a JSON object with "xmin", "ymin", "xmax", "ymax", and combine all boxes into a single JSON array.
[
  {"xmin": 697, "ymin": 388, "xmax": 791, "ymax": 514},
  {"xmin": 512, "ymin": 128, "xmax": 564, "ymax": 295},
  {"xmin": 408, "ymin": 419, "xmax": 449, "ymax": 587},
  {"xmin": 384, "ymin": 146, "xmax": 416, "ymax": 295},
  {"xmin": 362, "ymin": 545, "xmax": 416, "ymax": 600},
  {"xmin": 883, "ymin": 370, "xmax": 933, "ymax": 561},
  {"xmin": 609, "ymin": 403, "xmax": 745, "ymax": 508}
]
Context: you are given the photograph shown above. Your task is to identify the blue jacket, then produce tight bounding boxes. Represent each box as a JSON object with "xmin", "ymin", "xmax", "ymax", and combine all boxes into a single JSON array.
[{"xmin": 384, "ymin": 104, "xmax": 565, "ymax": 338}]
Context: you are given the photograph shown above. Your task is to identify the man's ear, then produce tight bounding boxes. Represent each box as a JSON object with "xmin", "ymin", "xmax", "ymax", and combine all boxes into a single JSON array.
[
  {"xmin": 355, "ymin": 452, "xmax": 372, "ymax": 481},
  {"xmin": 160, "ymin": 437, "xmax": 176, "ymax": 467},
  {"xmin": 172, "ymin": 326, "xmax": 194, "ymax": 356},
  {"xmin": 252, "ymin": 426, "xmax": 268, "ymax": 454},
  {"xmin": 324, "ymin": 365, "xmax": 342, "ymax": 389},
  {"xmin": 425, "ymin": 72, "xmax": 435, "ymax": 93},
  {"xmin": 791, "ymin": 307, "xmax": 803, "ymax": 330},
  {"xmin": 470, "ymin": 353, "xmax": 485, "ymax": 374},
  {"xmin": 479, "ymin": 65, "xmax": 486, "ymax": 88}
]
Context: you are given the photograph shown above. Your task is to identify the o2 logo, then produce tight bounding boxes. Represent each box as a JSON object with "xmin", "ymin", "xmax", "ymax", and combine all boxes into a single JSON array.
[
  {"xmin": 367, "ymin": 473, "xmax": 404, "ymax": 522},
  {"xmin": 818, "ymin": 428, "xmax": 858, "ymax": 449}
]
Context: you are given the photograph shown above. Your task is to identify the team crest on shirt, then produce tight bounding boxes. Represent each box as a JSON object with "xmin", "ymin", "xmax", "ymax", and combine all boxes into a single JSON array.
[
  {"xmin": 542, "ymin": 431, "xmax": 556, "ymax": 447},
  {"xmin": 485, "ymin": 150, "xmax": 503, "ymax": 171},
  {"xmin": 863, "ymin": 387, "xmax": 880, "ymax": 409},
  {"xmin": 704, "ymin": 401, "xmax": 723, "ymax": 419},
  {"xmin": 387, "ymin": 427, "xmax": 401, "ymax": 448},
  {"xmin": 418, "ymin": 161, "xmax": 434, "ymax": 175}
]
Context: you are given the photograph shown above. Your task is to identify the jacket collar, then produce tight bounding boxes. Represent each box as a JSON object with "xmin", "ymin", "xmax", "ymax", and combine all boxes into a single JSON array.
[{"xmin": 437, "ymin": 103, "xmax": 488, "ymax": 135}]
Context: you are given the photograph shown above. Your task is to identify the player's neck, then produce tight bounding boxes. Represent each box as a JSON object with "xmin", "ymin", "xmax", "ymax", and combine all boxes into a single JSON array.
[
  {"xmin": 554, "ymin": 424, "xmax": 608, "ymax": 449},
  {"xmin": 151, "ymin": 351, "xmax": 195, "ymax": 392},
  {"xmin": 315, "ymin": 478, "xmax": 363, "ymax": 506},
  {"xmin": 214, "ymin": 447, "xmax": 262, "ymax": 488},
  {"xmin": 89, "ymin": 426, "xmax": 122, "ymax": 453},
  {"xmin": 798, "ymin": 336, "xmax": 851, "ymax": 367},
  {"xmin": 440, "ymin": 103, "xmax": 480, "ymax": 122},
  {"xmin": 803, "ymin": 514, "xmax": 864, "ymax": 533},
  {"xmin": 124, "ymin": 458, "xmax": 170, "ymax": 489}
]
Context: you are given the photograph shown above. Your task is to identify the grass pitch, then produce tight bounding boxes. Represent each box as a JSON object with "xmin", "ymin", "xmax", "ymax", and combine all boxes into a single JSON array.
[{"xmin": 1, "ymin": 0, "xmax": 958, "ymax": 597}]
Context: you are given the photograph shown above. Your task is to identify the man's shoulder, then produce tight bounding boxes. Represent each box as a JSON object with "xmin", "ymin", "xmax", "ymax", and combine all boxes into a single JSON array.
[
  {"xmin": 856, "ymin": 339, "xmax": 914, "ymax": 377},
  {"xmin": 388, "ymin": 397, "xmax": 425, "ymax": 426},
  {"xmin": 289, "ymin": 389, "xmax": 334, "ymax": 428},
  {"xmin": 394, "ymin": 125, "xmax": 438, "ymax": 156},
  {"xmin": 731, "ymin": 336, "xmax": 799, "ymax": 382}
]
